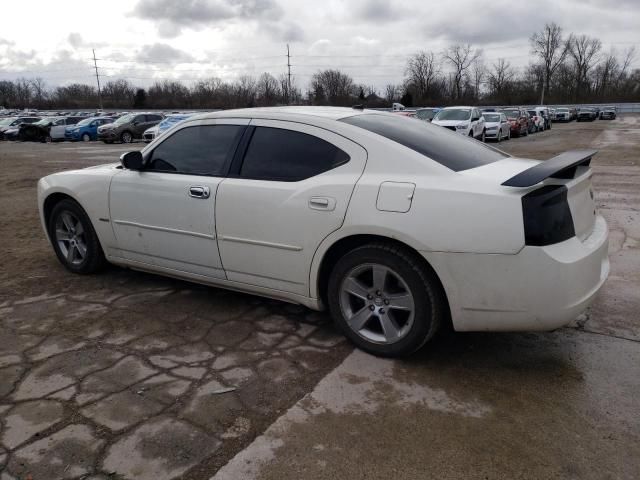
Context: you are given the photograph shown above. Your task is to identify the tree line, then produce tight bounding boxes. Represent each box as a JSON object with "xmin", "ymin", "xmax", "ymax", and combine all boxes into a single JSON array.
[{"xmin": 0, "ymin": 23, "xmax": 638, "ymax": 111}]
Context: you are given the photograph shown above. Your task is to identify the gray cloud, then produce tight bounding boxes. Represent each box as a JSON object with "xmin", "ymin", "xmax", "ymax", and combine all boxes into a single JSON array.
[
  {"xmin": 136, "ymin": 43, "xmax": 196, "ymax": 64},
  {"xmin": 133, "ymin": 0, "xmax": 283, "ymax": 37},
  {"xmin": 68, "ymin": 33, "xmax": 84, "ymax": 48},
  {"xmin": 354, "ymin": 0, "xmax": 405, "ymax": 23}
]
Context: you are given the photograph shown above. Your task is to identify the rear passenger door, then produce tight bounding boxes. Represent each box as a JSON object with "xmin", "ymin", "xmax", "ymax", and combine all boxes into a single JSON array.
[{"xmin": 215, "ymin": 120, "xmax": 367, "ymax": 296}]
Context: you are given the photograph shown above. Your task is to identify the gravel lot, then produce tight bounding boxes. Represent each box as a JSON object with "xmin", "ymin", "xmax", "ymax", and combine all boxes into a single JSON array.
[{"xmin": 1, "ymin": 116, "xmax": 639, "ymax": 479}]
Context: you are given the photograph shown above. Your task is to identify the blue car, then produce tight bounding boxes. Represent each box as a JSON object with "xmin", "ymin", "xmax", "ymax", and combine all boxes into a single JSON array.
[{"xmin": 65, "ymin": 117, "xmax": 115, "ymax": 142}]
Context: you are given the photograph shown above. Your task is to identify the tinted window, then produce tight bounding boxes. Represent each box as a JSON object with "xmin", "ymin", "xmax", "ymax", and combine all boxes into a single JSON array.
[
  {"xmin": 240, "ymin": 127, "xmax": 350, "ymax": 181},
  {"xmin": 340, "ymin": 114, "xmax": 508, "ymax": 172},
  {"xmin": 147, "ymin": 125, "xmax": 245, "ymax": 175},
  {"xmin": 146, "ymin": 114, "xmax": 163, "ymax": 122},
  {"xmin": 133, "ymin": 115, "xmax": 145, "ymax": 123}
]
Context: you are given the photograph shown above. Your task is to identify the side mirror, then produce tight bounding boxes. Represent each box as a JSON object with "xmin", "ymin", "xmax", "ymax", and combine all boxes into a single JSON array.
[{"xmin": 120, "ymin": 151, "xmax": 144, "ymax": 170}]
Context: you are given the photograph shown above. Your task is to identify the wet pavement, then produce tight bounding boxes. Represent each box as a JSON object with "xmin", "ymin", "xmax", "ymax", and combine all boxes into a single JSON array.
[{"xmin": 1, "ymin": 118, "xmax": 639, "ymax": 479}]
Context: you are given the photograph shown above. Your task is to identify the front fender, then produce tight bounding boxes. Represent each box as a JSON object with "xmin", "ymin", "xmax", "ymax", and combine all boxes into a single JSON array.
[{"xmin": 38, "ymin": 167, "xmax": 119, "ymax": 253}]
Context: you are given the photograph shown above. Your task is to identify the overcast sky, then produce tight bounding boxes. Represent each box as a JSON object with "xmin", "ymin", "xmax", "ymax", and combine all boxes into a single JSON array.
[{"xmin": 1, "ymin": 0, "xmax": 639, "ymax": 91}]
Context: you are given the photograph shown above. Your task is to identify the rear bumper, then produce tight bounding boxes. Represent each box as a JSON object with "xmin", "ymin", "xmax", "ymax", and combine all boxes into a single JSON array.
[{"xmin": 423, "ymin": 215, "xmax": 609, "ymax": 332}]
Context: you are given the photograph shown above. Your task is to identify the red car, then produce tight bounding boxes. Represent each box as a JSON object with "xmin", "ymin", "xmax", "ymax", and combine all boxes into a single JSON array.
[{"xmin": 500, "ymin": 108, "xmax": 529, "ymax": 137}]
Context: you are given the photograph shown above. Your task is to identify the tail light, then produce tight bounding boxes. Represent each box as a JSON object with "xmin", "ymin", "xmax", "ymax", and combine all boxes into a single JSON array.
[{"xmin": 522, "ymin": 185, "xmax": 575, "ymax": 246}]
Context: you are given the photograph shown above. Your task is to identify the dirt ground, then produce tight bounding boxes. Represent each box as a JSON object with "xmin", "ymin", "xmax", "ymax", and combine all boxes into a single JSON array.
[{"xmin": 0, "ymin": 117, "xmax": 639, "ymax": 479}]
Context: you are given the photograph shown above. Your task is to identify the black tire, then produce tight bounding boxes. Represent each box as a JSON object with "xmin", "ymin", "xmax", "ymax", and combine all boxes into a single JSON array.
[
  {"xmin": 481, "ymin": 129, "xmax": 486, "ymax": 142},
  {"xmin": 81, "ymin": 133, "xmax": 91, "ymax": 142},
  {"xmin": 48, "ymin": 199, "xmax": 106, "ymax": 274},
  {"xmin": 327, "ymin": 243, "xmax": 446, "ymax": 357},
  {"xmin": 45, "ymin": 135, "xmax": 52, "ymax": 143},
  {"xmin": 120, "ymin": 131, "xmax": 133, "ymax": 143}
]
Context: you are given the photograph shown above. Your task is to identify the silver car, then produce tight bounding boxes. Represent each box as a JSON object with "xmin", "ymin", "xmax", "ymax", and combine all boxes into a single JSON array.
[{"xmin": 482, "ymin": 112, "xmax": 511, "ymax": 142}]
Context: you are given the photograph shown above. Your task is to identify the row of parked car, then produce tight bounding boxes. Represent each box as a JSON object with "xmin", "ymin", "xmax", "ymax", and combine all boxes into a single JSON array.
[
  {"xmin": 0, "ymin": 110, "xmax": 199, "ymax": 143},
  {"xmin": 393, "ymin": 104, "xmax": 618, "ymax": 142}
]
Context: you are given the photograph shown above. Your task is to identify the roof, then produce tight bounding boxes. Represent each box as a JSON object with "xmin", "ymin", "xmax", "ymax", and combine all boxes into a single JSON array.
[{"xmin": 193, "ymin": 106, "xmax": 367, "ymax": 122}]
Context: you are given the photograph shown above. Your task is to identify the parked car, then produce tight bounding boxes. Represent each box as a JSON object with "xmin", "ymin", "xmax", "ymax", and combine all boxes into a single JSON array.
[
  {"xmin": 37, "ymin": 107, "xmax": 609, "ymax": 357},
  {"xmin": 500, "ymin": 107, "xmax": 529, "ymax": 137},
  {"xmin": 599, "ymin": 106, "xmax": 617, "ymax": 120},
  {"xmin": 531, "ymin": 106, "xmax": 552, "ymax": 130},
  {"xmin": 415, "ymin": 108, "xmax": 440, "ymax": 122},
  {"xmin": 0, "ymin": 116, "xmax": 41, "ymax": 140},
  {"xmin": 13, "ymin": 117, "xmax": 63, "ymax": 142},
  {"xmin": 65, "ymin": 117, "xmax": 115, "ymax": 142},
  {"xmin": 98, "ymin": 113, "xmax": 164, "ymax": 143},
  {"xmin": 432, "ymin": 106, "xmax": 486, "ymax": 141},
  {"xmin": 577, "ymin": 108, "xmax": 597, "ymax": 122},
  {"xmin": 569, "ymin": 107, "xmax": 578, "ymax": 121},
  {"xmin": 554, "ymin": 107, "xmax": 571, "ymax": 122},
  {"xmin": 527, "ymin": 109, "xmax": 545, "ymax": 132},
  {"xmin": 143, "ymin": 113, "xmax": 196, "ymax": 142},
  {"xmin": 482, "ymin": 112, "xmax": 510, "ymax": 142}
]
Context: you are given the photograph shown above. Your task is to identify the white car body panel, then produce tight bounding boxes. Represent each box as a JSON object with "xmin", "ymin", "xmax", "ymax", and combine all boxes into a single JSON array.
[
  {"xmin": 37, "ymin": 107, "xmax": 609, "ymax": 333},
  {"xmin": 432, "ymin": 106, "xmax": 485, "ymax": 139}
]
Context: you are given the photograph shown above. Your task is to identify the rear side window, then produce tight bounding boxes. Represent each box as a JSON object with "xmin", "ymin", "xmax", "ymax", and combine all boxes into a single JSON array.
[
  {"xmin": 147, "ymin": 125, "xmax": 245, "ymax": 175},
  {"xmin": 240, "ymin": 127, "xmax": 350, "ymax": 181},
  {"xmin": 340, "ymin": 114, "xmax": 507, "ymax": 172},
  {"xmin": 146, "ymin": 114, "xmax": 163, "ymax": 122}
]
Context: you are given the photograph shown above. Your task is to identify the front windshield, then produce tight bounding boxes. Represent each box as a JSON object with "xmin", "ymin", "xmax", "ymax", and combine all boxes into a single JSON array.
[
  {"xmin": 484, "ymin": 113, "xmax": 501, "ymax": 122},
  {"xmin": 502, "ymin": 109, "xmax": 520, "ymax": 118},
  {"xmin": 76, "ymin": 118, "xmax": 93, "ymax": 126},
  {"xmin": 434, "ymin": 109, "xmax": 471, "ymax": 121},
  {"xmin": 556, "ymin": 108, "xmax": 569, "ymax": 112},
  {"xmin": 114, "ymin": 113, "xmax": 135, "ymax": 125},
  {"xmin": 416, "ymin": 109, "xmax": 436, "ymax": 120},
  {"xmin": 34, "ymin": 117, "xmax": 58, "ymax": 126},
  {"xmin": 159, "ymin": 115, "xmax": 189, "ymax": 128},
  {"xmin": 0, "ymin": 117, "xmax": 17, "ymax": 126}
]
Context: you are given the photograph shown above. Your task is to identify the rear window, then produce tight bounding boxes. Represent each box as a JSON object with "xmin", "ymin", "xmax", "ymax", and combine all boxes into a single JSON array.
[{"xmin": 339, "ymin": 113, "xmax": 507, "ymax": 172}]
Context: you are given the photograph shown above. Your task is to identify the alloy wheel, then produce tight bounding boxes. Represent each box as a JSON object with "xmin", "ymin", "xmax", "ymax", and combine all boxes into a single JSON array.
[
  {"xmin": 121, "ymin": 132, "xmax": 132, "ymax": 143},
  {"xmin": 339, "ymin": 263, "xmax": 415, "ymax": 345},
  {"xmin": 54, "ymin": 211, "xmax": 87, "ymax": 266}
]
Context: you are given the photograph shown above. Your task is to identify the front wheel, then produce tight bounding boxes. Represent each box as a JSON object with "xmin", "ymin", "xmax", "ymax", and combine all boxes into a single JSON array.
[
  {"xmin": 81, "ymin": 133, "xmax": 91, "ymax": 142},
  {"xmin": 497, "ymin": 130, "xmax": 502, "ymax": 142},
  {"xmin": 480, "ymin": 129, "xmax": 486, "ymax": 142},
  {"xmin": 327, "ymin": 243, "xmax": 446, "ymax": 357},
  {"xmin": 48, "ymin": 199, "xmax": 106, "ymax": 274}
]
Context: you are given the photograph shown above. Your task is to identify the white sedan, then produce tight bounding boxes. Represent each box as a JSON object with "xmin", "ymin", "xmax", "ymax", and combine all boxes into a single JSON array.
[{"xmin": 37, "ymin": 107, "xmax": 609, "ymax": 357}]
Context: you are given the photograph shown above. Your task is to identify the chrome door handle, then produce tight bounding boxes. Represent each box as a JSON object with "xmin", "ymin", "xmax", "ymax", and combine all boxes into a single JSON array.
[{"xmin": 188, "ymin": 186, "xmax": 210, "ymax": 199}]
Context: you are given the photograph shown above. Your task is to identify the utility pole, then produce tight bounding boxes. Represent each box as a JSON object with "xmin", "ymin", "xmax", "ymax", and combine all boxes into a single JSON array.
[
  {"xmin": 286, "ymin": 44, "xmax": 292, "ymax": 105},
  {"xmin": 92, "ymin": 49, "xmax": 103, "ymax": 111}
]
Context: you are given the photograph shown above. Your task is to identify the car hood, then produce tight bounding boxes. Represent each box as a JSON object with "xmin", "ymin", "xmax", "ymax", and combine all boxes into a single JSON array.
[
  {"xmin": 144, "ymin": 125, "xmax": 159, "ymax": 135},
  {"xmin": 432, "ymin": 120, "xmax": 468, "ymax": 127}
]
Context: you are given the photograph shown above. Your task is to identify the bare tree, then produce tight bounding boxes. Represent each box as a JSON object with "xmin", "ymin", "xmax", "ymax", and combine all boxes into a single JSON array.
[
  {"xmin": 488, "ymin": 58, "xmax": 516, "ymax": 98},
  {"xmin": 384, "ymin": 84, "xmax": 398, "ymax": 103},
  {"xmin": 310, "ymin": 69, "xmax": 355, "ymax": 106},
  {"xmin": 567, "ymin": 34, "xmax": 602, "ymax": 100},
  {"xmin": 405, "ymin": 51, "xmax": 440, "ymax": 101},
  {"xmin": 472, "ymin": 57, "xmax": 486, "ymax": 100},
  {"xmin": 443, "ymin": 44, "xmax": 481, "ymax": 100},
  {"xmin": 530, "ymin": 22, "xmax": 569, "ymax": 98},
  {"xmin": 256, "ymin": 72, "xmax": 280, "ymax": 106},
  {"xmin": 619, "ymin": 46, "xmax": 637, "ymax": 79}
]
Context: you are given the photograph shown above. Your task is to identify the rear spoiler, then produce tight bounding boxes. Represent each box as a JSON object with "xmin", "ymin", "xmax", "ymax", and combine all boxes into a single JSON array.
[{"xmin": 502, "ymin": 149, "xmax": 597, "ymax": 187}]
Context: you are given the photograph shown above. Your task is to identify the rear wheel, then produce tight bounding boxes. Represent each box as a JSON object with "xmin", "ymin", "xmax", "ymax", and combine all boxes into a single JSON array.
[
  {"xmin": 121, "ymin": 131, "xmax": 133, "ymax": 143},
  {"xmin": 48, "ymin": 199, "xmax": 106, "ymax": 274},
  {"xmin": 327, "ymin": 243, "xmax": 446, "ymax": 357}
]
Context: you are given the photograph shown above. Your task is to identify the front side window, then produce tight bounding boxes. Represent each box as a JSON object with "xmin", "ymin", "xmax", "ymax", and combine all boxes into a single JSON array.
[
  {"xmin": 240, "ymin": 127, "xmax": 350, "ymax": 182},
  {"xmin": 147, "ymin": 125, "xmax": 245, "ymax": 175}
]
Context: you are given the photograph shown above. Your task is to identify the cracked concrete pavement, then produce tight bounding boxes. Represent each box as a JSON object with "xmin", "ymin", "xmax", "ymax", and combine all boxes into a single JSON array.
[{"xmin": 1, "ymin": 117, "xmax": 639, "ymax": 479}]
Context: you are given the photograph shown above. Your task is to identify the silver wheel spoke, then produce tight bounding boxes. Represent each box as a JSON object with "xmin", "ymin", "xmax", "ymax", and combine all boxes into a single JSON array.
[
  {"xmin": 343, "ymin": 277, "xmax": 369, "ymax": 300},
  {"xmin": 61, "ymin": 213, "xmax": 74, "ymax": 232},
  {"xmin": 55, "ymin": 228, "xmax": 72, "ymax": 241},
  {"xmin": 372, "ymin": 265, "xmax": 387, "ymax": 291},
  {"xmin": 66, "ymin": 244, "xmax": 76, "ymax": 263},
  {"xmin": 347, "ymin": 307, "xmax": 372, "ymax": 331},
  {"xmin": 76, "ymin": 241, "xmax": 87, "ymax": 259},
  {"xmin": 74, "ymin": 221, "xmax": 84, "ymax": 236},
  {"xmin": 387, "ymin": 293, "xmax": 413, "ymax": 311},
  {"xmin": 379, "ymin": 314, "xmax": 401, "ymax": 343}
]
